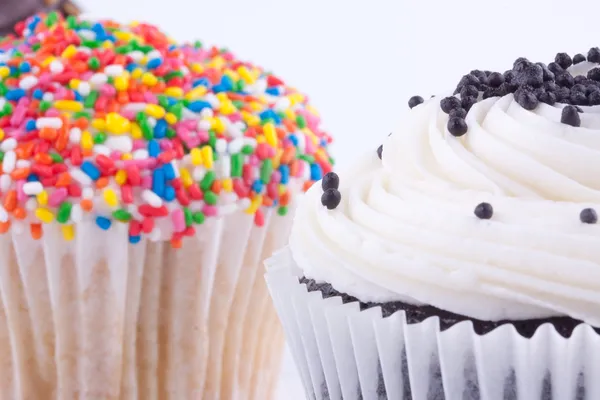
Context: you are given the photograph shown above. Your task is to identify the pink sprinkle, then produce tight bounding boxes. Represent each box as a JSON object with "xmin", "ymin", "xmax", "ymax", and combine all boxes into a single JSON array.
[
  {"xmin": 54, "ymin": 87, "xmax": 68, "ymax": 100},
  {"xmin": 160, "ymin": 141, "xmax": 173, "ymax": 150},
  {"xmin": 248, "ymin": 155, "xmax": 259, "ymax": 166},
  {"xmin": 109, "ymin": 151, "xmax": 122, "ymax": 161},
  {"xmin": 180, "ymin": 119, "xmax": 197, "ymax": 130},
  {"xmin": 197, "ymin": 130, "xmax": 209, "ymax": 142},
  {"xmin": 271, "ymin": 170, "xmax": 281, "ymax": 183},
  {"xmin": 45, "ymin": 109, "xmax": 60, "ymax": 117},
  {"xmin": 100, "ymin": 84, "xmax": 116, "ymax": 97},
  {"xmin": 171, "ymin": 209, "xmax": 185, "ymax": 233},
  {"xmin": 297, "ymin": 160, "xmax": 305, "ymax": 177},
  {"xmin": 132, "ymin": 140, "xmax": 146, "ymax": 150},
  {"xmin": 228, "ymin": 113, "xmax": 242, "ymax": 123},
  {"xmin": 120, "ymin": 110, "xmax": 136, "ymax": 120},
  {"xmin": 16, "ymin": 181, "xmax": 26, "ymax": 202},
  {"xmin": 48, "ymin": 188, "xmax": 68, "ymax": 207},
  {"xmin": 10, "ymin": 101, "xmax": 27, "ymax": 127},
  {"xmin": 304, "ymin": 136, "xmax": 315, "ymax": 155},
  {"xmin": 143, "ymin": 92, "xmax": 158, "ymax": 104},
  {"xmin": 141, "ymin": 175, "xmax": 152, "ymax": 189},
  {"xmin": 202, "ymin": 205, "xmax": 218, "ymax": 217}
]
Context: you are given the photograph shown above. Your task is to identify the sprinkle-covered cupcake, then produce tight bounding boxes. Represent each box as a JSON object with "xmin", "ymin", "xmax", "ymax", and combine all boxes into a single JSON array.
[
  {"xmin": 267, "ymin": 50, "xmax": 600, "ymax": 400},
  {"xmin": 0, "ymin": 13, "xmax": 332, "ymax": 399}
]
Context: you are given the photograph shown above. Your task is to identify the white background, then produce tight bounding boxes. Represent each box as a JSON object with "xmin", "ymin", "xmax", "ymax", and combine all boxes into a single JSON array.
[{"xmin": 77, "ymin": 0, "xmax": 600, "ymax": 398}]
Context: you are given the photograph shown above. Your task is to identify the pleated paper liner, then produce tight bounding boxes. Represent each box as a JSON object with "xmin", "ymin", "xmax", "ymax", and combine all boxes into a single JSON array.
[
  {"xmin": 0, "ymin": 209, "xmax": 292, "ymax": 400},
  {"xmin": 266, "ymin": 247, "xmax": 600, "ymax": 400}
]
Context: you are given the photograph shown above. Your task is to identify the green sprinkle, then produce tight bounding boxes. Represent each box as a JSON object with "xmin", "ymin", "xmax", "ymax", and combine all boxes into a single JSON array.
[
  {"xmin": 230, "ymin": 154, "xmax": 243, "ymax": 177},
  {"xmin": 115, "ymin": 45, "xmax": 133, "ymax": 54},
  {"xmin": 49, "ymin": 153, "xmax": 63, "ymax": 163},
  {"xmin": 2, "ymin": 103, "xmax": 12, "ymax": 116},
  {"xmin": 45, "ymin": 11, "xmax": 59, "ymax": 27},
  {"xmin": 31, "ymin": 43, "xmax": 41, "ymax": 52},
  {"xmin": 0, "ymin": 152, "xmax": 4, "ymax": 162},
  {"xmin": 260, "ymin": 159, "xmax": 273, "ymax": 183},
  {"xmin": 241, "ymin": 145, "xmax": 254, "ymax": 155},
  {"xmin": 157, "ymin": 95, "xmax": 170, "ymax": 109},
  {"xmin": 0, "ymin": 83, "xmax": 8, "ymax": 96},
  {"xmin": 84, "ymin": 91, "xmax": 99, "ymax": 108},
  {"xmin": 138, "ymin": 115, "xmax": 153, "ymax": 140},
  {"xmin": 93, "ymin": 132, "xmax": 107, "ymax": 144},
  {"xmin": 298, "ymin": 154, "xmax": 315, "ymax": 163},
  {"xmin": 113, "ymin": 209, "xmax": 132, "ymax": 222},
  {"xmin": 192, "ymin": 211, "xmax": 205, "ymax": 224},
  {"xmin": 200, "ymin": 171, "xmax": 216, "ymax": 191},
  {"xmin": 56, "ymin": 202, "xmax": 72, "ymax": 224},
  {"xmin": 39, "ymin": 100, "xmax": 52, "ymax": 113},
  {"xmin": 296, "ymin": 115, "xmax": 307, "ymax": 129},
  {"xmin": 232, "ymin": 100, "xmax": 244, "ymax": 110},
  {"xmin": 183, "ymin": 207, "xmax": 193, "ymax": 227},
  {"xmin": 194, "ymin": 40, "xmax": 203, "ymax": 49},
  {"xmin": 73, "ymin": 111, "xmax": 92, "ymax": 120},
  {"xmin": 208, "ymin": 131, "xmax": 216, "ymax": 149},
  {"xmin": 166, "ymin": 127, "xmax": 177, "ymax": 139},
  {"xmin": 164, "ymin": 71, "xmax": 184, "ymax": 81},
  {"xmin": 204, "ymin": 191, "xmax": 218, "ymax": 205},
  {"xmin": 66, "ymin": 15, "xmax": 77, "ymax": 29},
  {"xmin": 138, "ymin": 45, "xmax": 154, "ymax": 54},
  {"xmin": 88, "ymin": 57, "xmax": 101, "ymax": 70},
  {"xmin": 169, "ymin": 102, "xmax": 183, "ymax": 120},
  {"xmin": 82, "ymin": 40, "xmax": 100, "ymax": 49},
  {"xmin": 278, "ymin": 206, "xmax": 288, "ymax": 216}
]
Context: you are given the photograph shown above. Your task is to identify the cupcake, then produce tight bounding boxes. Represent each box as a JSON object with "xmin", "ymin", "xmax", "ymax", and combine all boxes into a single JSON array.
[
  {"xmin": 267, "ymin": 51, "xmax": 600, "ymax": 400},
  {"xmin": 0, "ymin": 13, "xmax": 333, "ymax": 400}
]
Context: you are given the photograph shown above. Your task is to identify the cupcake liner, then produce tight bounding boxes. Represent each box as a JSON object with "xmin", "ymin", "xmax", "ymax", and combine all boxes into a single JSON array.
[
  {"xmin": 266, "ymin": 247, "xmax": 600, "ymax": 400},
  {"xmin": 0, "ymin": 209, "xmax": 292, "ymax": 400}
]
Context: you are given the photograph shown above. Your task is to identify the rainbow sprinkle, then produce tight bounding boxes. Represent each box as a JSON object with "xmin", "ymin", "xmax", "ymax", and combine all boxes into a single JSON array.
[{"xmin": 0, "ymin": 13, "xmax": 333, "ymax": 247}]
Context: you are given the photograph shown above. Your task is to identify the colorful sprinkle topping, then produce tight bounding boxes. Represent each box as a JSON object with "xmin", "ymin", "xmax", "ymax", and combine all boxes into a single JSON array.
[{"xmin": 0, "ymin": 13, "xmax": 333, "ymax": 246}]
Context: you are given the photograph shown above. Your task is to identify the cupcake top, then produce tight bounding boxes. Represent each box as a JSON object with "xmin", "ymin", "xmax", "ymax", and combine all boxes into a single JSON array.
[
  {"xmin": 0, "ymin": 13, "xmax": 333, "ymax": 247},
  {"xmin": 291, "ymin": 50, "xmax": 600, "ymax": 327}
]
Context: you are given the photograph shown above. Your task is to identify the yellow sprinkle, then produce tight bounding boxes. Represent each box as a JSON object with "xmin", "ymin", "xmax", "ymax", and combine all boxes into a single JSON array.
[
  {"xmin": 307, "ymin": 104, "xmax": 320, "ymax": 116},
  {"xmin": 0, "ymin": 67, "xmax": 9, "ymax": 79},
  {"xmin": 241, "ymin": 111, "xmax": 260, "ymax": 127},
  {"xmin": 103, "ymin": 189, "xmax": 118, "ymax": 207},
  {"xmin": 180, "ymin": 168, "xmax": 193, "ymax": 187},
  {"xmin": 131, "ymin": 68, "xmax": 143, "ymax": 79},
  {"xmin": 121, "ymin": 153, "xmax": 133, "ymax": 161},
  {"xmin": 284, "ymin": 109, "xmax": 296, "ymax": 120},
  {"xmin": 208, "ymin": 56, "xmax": 225, "ymax": 69},
  {"xmin": 201, "ymin": 146, "xmax": 213, "ymax": 169},
  {"xmin": 61, "ymin": 225, "xmax": 75, "ymax": 241},
  {"xmin": 102, "ymin": 40, "xmax": 113, "ymax": 49},
  {"xmin": 263, "ymin": 123, "xmax": 278, "ymax": 147},
  {"xmin": 91, "ymin": 118, "xmax": 105, "ymax": 131},
  {"xmin": 139, "ymin": 55, "xmax": 148, "ymax": 66},
  {"xmin": 130, "ymin": 123, "xmax": 142, "ymax": 140},
  {"xmin": 114, "ymin": 75, "xmax": 129, "ymax": 91},
  {"xmin": 69, "ymin": 79, "xmax": 80, "ymax": 90},
  {"xmin": 212, "ymin": 118, "xmax": 226, "ymax": 134},
  {"xmin": 114, "ymin": 31, "xmax": 133, "ymax": 41},
  {"xmin": 256, "ymin": 135, "xmax": 266, "ymax": 144},
  {"xmin": 164, "ymin": 113, "xmax": 177, "ymax": 125},
  {"xmin": 35, "ymin": 208, "xmax": 54, "ymax": 224},
  {"xmin": 61, "ymin": 45, "xmax": 77, "ymax": 59},
  {"xmin": 273, "ymin": 148, "xmax": 283, "ymax": 169},
  {"xmin": 36, "ymin": 190, "xmax": 48, "ymax": 206},
  {"xmin": 141, "ymin": 72, "xmax": 158, "ymax": 86},
  {"xmin": 219, "ymin": 101, "xmax": 236, "ymax": 115},
  {"xmin": 145, "ymin": 104, "xmax": 166, "ymax": 119},
  {"xmin": 165, "ymin": 87, "xmax": 183, "ymax": 97},
  {"xmin": 184, "ymin": 86, "xmax": 207, "ymax": 100},
  {"xmin": 0, "ymin": 128, "xmax": 5, "ymax": 141},
  {"xmin": 216, "ymin": 92, "xmax": 229, "ymax": 102},
  {"xmin": 190, "ymin": 63, "xmax": 204, "ymax": 74},
  {"xmin": 54, "ymin": 100, "xmax": 83, "ymax": 112},
  {"xmin": 41, "ymin": 57, "xmax": 55, "ymax": 67},
  {"xmin": 115, "ymin": 169, "xmax": 127, "ymax": 185},
  {"xmin": 237, "ymin": 66, "xmax": 254, "ymax": 84},
  {"xmin": 245, "ymin": 195, "xmax": 262, "ymax": 215},
  {"xmin": 278, "ymin": 184, "xmax": 287, "ymax": 195},
  {"xmin": 222, "ymin": 178, "xmax": 233, "ymax": 192},
  {"xmin": 190, "ymin": 148, "xmax": 203, "ymax": 166},
  {"xmin": 289, "ymin": 93, "xmax": 304, "ymax": 105},
  {"xmin": 223, "ymin": 70, "xmax": 238, "ymax": 81},
  {"xmin": 249, "ymin": 102, "xmax": 263, "ymax": 111},
  {"xmin": 81, "ymin": 130, "xmax": 93, "ymax": 150},
  {"xmin": 105, "ymin": 113, "xmax": 131, "ymax": 134}
]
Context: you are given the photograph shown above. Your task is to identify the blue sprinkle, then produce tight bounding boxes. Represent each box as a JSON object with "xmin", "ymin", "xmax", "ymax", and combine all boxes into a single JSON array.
[
  {"xmin": 148, "ymin": 140, "xmax": 160, "ymax": 157},
  {"xmin": 187, "ymin": 101, "xmax": 212, "ymax": 113},
  {"xmin": 212, "ymin": 84, "xmax": 226, "ymax": 94},
  {"xmin": 8, "ymin": 66, "xmax": 17, "ymax": 76},
  {"xmin": 20, "ymin": 62, "xmax": 31, "ymax": 73},
  {"xmin": 152, "ymin": 169, "xmax": 165, "ymax": 198},
  {"xmin": 320, "ymin": 138, "xmax": 328, "ymax": 147},
  {"xmin": 265, "ymin": 87, "xmax": 280, "ymax": 96},
  {"xmin": 220, "ymin": 75, "xmax": 234, "ymax": 91},
  {"xmin": 163, "ymin": 163, "xmax": 176, "ymax": 180},
  {"xmin": 25, "ymin": 119, "xmax": 36, "ymax": 131},
  {"xmin": 95, "ymin": 216, "xmax": 112, "ymax": 230},
  {"xmin": 288, "ymin": 134, "xmax": 299, "ymax": 146},
  {"xmin": 310, "ymin": 164, "xmax": 323, "ymax": 181},
  {"xmin": 164, "ymin": 185, "xmax": 175, "ymax": 201},
  {"xmin": 32, "ymin": 89, "xmax": 43, "ymax": 100},
  {"xmin": 168, "ymin": 44, "xmax": 177, "ymax": 52},
  {"xmin": 125, "ymin": 63, "xmax": 138, "ymax": 72},
  {"xmin": 279, "ymin": 165, "xmax": 290, "ymax": 184},
  {"xmin": 6, "ymin": 89, "xmax": 25, "ymax": 101},
  {"xmin": 129, "ymin": 235, "xmax": 141, "ymax": 244},
  {"xmin": 166, "ymin": 98, "xmax": 177, "ymax": 107},
  {"xmin": 74, "ymin": 92, "xmax": 82, "ymax": 102},
  {"xmin": 259, "ymin": 109, "xmax": 281, "ymax": 124},
  {"xmin": 26, "ymin": 174, "xmax": 39, "ymax": 182},
  {"xmin": 81, "ymin": 161, "xmax": 100, "ymax": 180},
  {"xmin": 192, "ymin": 77, "xmax": 210, "ymax": 88},
  {"xmin": 252, "ymin": 179, "xmax": 264, "ymax": 194},
  {"xmin": 147, "ymin": 58, "xmax": 162, "ymax": 69},
  {"xmin": 91, "ymin": 23, "xmax": 107, "ymax": 37},
  {"xmin": 154, "ymin": 119, "xmax": 167, "ymax": 138}
]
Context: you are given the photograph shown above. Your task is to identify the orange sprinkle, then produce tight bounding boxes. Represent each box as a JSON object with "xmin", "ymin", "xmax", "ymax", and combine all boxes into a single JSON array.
[
  {"xmin": 117, "ymin": 91, "xmax": 130, "ymax": 104},
  {"xmin": 262, "ymin": 197, "xmax": 273, "ymax": 207},
  {"xmin": 279, "ymin": 191, "xmax": 290, "ymax": 207},
  {"xmin": 55, "ymin": 172, "xmax": 71, "ymax": 187},
  {"xmin": 80, "ymin": 199, "xmax": 93, "ymax": 212},
  {"xmin": 289, "ymin": 159, "xmax": 299, "ymax": 177},
  {"xmin": 211, "ymin": 180, "xmax": 222, "ymax": 194},
  {"xmin": 34, "ymin": 153, "xmax": 53, "ymax": 165},
  {"xmin": 95, "ymin": 177, "xmax": 109, "ymax": 189},
  {"xmin": 3, "ymin": 190, "xmax": 16, "ymax": 212},
  {"xmin": 74, "ymin": 117, "xmax": 89, "ymax": 129},
  {"xmin": 39, "ymin": 127, "xmax": 58, "ymax": 140},
  {"xmin": 16, "ymin": 142, "xmax": 34, "ymax": 159},
  {"xmin": 30, "ymin": 224, "xmax": 42, "ymax": 240},
  {"xmin": 280, "ymin": 147, "xmax": 296, "ymax": 164},
  {"xmin": 10, "ymin": 167, "xmax": 30, "ymax": 180},
  {"xmin": 0, "ymin": 221, "xmax": 10, "ymax": 234},
  {"xmin": 13, "ymin": 207, "xmax": 26, "ymax": 220},
  {"xmin": 170, "ymin": 238, "xmax": 182, "ymax": 249},
  {"xmin": 303, "ymin": 180, "xmax": 314, "ymax": 192}
]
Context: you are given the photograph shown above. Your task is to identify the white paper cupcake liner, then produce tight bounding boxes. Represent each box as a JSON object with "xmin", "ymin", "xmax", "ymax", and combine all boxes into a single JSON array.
[
  {"xmin": 0, "ymin": 209, "xmax": 293, "ymax": 400},
  {"xmin": 266, "ymin": 247, "xmax": 600, "ymax": 400}
]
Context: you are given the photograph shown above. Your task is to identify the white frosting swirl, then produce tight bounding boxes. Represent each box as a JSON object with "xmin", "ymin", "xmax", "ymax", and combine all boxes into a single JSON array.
[{"xmin": 290, "ymin": 61, "xmax": 600, "ymax": 325}]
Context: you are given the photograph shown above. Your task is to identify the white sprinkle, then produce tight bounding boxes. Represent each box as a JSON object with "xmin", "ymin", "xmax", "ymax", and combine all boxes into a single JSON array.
[
  {"xmin": 302, "ymin": 160, "xmax": 311, "ymax": 181},
  {"xmin": 78, "ymin": 47, "xmax": 92, "ymax": 55},
  {"xmin": 122, "ymin": 103, "xmax": 147, "ymax": 112},
  {"xmin": 142, "ymin": 190, "xmax": 163, "ymax": 207},
  {"xmin": 242, "ymin": 137, "xmax": 257, "ymax": 149},
  {"xmin": 274, "ymin": 97, "xmax": 291, "ymax": 111},
  {"xmin": 148, "ymin": 228, "xmax": 162, "ymax": 242},
  {"xmin": 199, "ymin": 108, "xmax": 213, "ymax": 118},
  {"xmin": 105, "ymin": 64, "xmax": 124, "ymax": 77},
  {"xmin": 219, "ymin": 155, "xmax": 231, "ymax": 178},
  {"xmin": 147, "ymin": 117, "xmax": 157, "ymax": 128},
  {"xmin": 93, "ymin": 145, "xmax": 111, "ymax": 156},
  {"xmin": 77, "ymin": 82, "xmax": 91, "ymax": 96},
  {"xmin": 78, "ymin": 29, "xmax": 96, "ymax": 41},
  {"xmin": 128, "ymin": 51, "xmax": 144, "ymax": 62},
  {"xmin": 70, "ymin": 168, "xmax": 93, "ymax": 186},
  {"xmin": 0, "ymin": 174, "xmax": 11, "ymax": 192},
  {"xmin": 215, "ymin": 139, "xmax": 227, "ymax": 154},
  {"xmin": 32, "ymin": 66, "xmax": 40, "ymax": 74},
  {"xmin": 228, "ymin": 138, "xmax": 244, "ymax": 154},
  {"xmin": 36, "ymin": 117, "xmax": 63, "ymax": 129},
  {"xmin": 70, "ymin": 204, "xmax": 83, "ymax": 223},
  {"xmin": 90, "ymin": 73, "xmax": 108, "ymax": 86},
  {"xmin": 105, "ymin": 136, "xmax": 133, "ymax": 153},
  {"xmin": 19, "ymin": 76, "xmax": 38, "ymax": 90},
  {"xmin": 128, "ymin": 205, "xmax": 143, "ymax": 221},
  {"xmin": 23, "ymin": 181, "xmax": 43, "ymax": 195},
  {"xmin": 132, "ymin": 149, "xmax": 149, "ymax": 160},
  {"xmin": 296, "ymin": 132, "xmax": 306, "ymax": 152},
  {"xmin": 82, "ymin": 187, "xmax": 94, "ymax": 200},
  {"xmin": 15, "ymin": 160, "xmax": 30, "ymax": 169},
  {"xmin": 25, "ymin": 198, "xmax": 37, "ymax": 211},
  {"xmin": 0, "ymin": 205, "xmax": 7, "ymax": 222},
  {"xmin": 69, "ymin": 127, "xmax": 82, "ymax": 143},
  {"xmin": 197, "ymin": 120, "xmax": 211, "ymax": 131},
  {"xmin": 2, "ymin": 151, "xmax": 16, "ymax": 173},
  {"xmin": 204, "ymin": 93, "xmax": 220, "ymax": 108},
  {"xmin": 227, "ymin": 124, "xmax": 243, "ymax": 138},
  {"xmin": 218, "ymin": 116, "xmax": 230, "ymax": 128},
  {"xmin": 0, "ymin": 138, "xmax": 17, "ymax": 151},
  {"xmin": 192, "ymin": 166, "xmax": 206, "ymax": 181},
  {"xmin": 170, "ymin": 161, "xmax": 180, "ymax": 178},
  {"xmin": 42, "ymin": 92, "xmax": 54, "ymax": 102},
  {"xmin": 147, "ymin": 50, "xmax": 162, "ymax": 60},
  {"xmin": 49, "ymin": 60, "xmax": 64, "ymax": 73},
  {"xmin": 238, "ymin": 198, "xmax": 251, "ymax": 210}
]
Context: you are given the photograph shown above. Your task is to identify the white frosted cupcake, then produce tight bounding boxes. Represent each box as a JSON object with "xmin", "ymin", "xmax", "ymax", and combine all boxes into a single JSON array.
[
  {"xmin": 267, "ymin": 50, "xmax": 600, "ymax": 400},
  {"xmin": 0, "ymin": 13, "xmax": 333, "ymax": 400}
]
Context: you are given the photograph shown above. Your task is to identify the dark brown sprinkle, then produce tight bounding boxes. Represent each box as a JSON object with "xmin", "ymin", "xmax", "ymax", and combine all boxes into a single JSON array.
[
  {"xmin": 588, "ymin": 47, "xmax": 600, "ymax": 63},
  {"xmin": 321, "ymin": 188, "xmax": 341, "ymax": 210},
  {"xmin": 447, "ymin": 117, "xmax": 468, "ymax": 137},
  {"xmin": 536, "ymin": 62, "xmax": 555, "ymax": 82},
  {"xmin": 321, "ymin": 172, "xmax": 339, "ymax": 191},
  {"xmin": 574, "ymin": 75, "xmax": 587, "ymax": 84},
  {"xmin": 580, "ymin": 208, "xmax": 598, "ymax": 224},
  {"xmin": 408, "ymin": 95, "xmax": 424, "ymax": 109},
  {"xmin": 561, "ymin": 105, "xmax": 581, "ymax": 127},
  {"xmin": 474, "ymin": 202, "xmax": 493, "ymax": 219},
  {"xmin": 440, "ymin": 96, "xmax": 461, "ymax": 113},
  {"xmin": 573, "ymin": 53, "xmax": 587, "ymax": 64},
  {"xmin": 376, "ymin": 144, "xmax": 383, "ymax": 159}
]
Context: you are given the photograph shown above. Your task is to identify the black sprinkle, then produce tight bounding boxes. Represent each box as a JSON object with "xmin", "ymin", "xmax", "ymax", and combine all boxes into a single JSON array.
[
  {"xmin": 460, "ymin": 85, "xmax": 479, "ymax": 99},
  {"xmin": 588, "ymin": 47, "xmax": 600, "ymax": 63},
  {"xmin": 555, "ymin": 71, "xmax": 574, "ymax": 88},
  {"xmin": 547, "ymin": 61, "xmax": 564, "ymax": 74},
  {"xmin": 555, "ymin": 52, "xmax": 573, "ymax": 69},
  {"xmin": 377, "ymin": 144, "xmax": 383, "ymax": 159},
  {"xmin": 447, "ymin": 117, "xmax": 468, "ymax": 137},
  {"xmin": 573, "ymin": 53, "xmax": 586, "ymax": 64},
  {"xmin": 321, "ymin": 172, "xmax": 339, "ymax": 191},
  {"xmin": 580, "ymin": 208, "xmax": 598, "ymax": 224},
  {"xmin": 449, "ymin": 108, "xmax": 467, "ymax": 119},
  {"xmin": 513, "ymin": 57, "xmax": 531, "ymax": 72},
  {"xmin": 538, "ymin": 91, "xmax": 556, "ymax": 105},
  {"xmin": 571, "ymin": 91, "xmax": 588, "ymax": 106},
  {"xmin": 487, "ymin": 71, "xmax": 505, "ymax": 87},
  {"xmin": 440, "ymin": 96, "xmax": 461, "ymax": 113},
  {"xmin": 589, "ymin": 91, "xmax": 600, "ymax": 105},
  {"xmin": 588, "ymin": 67, "xmax": 600, "ymax": 81},
  {"xmin": 561, "ymin": 105, "xmax": 581, "ymax": 127},
  {"xmin": 515, "ymin": 88, "xmax": 539, "ymax": 110},
  {"xmin": 321, "ymin": 188, "xmax": 341, "ymax": 210},
  {"xmin": 516, "ymin": 64, "xmax": 544, "ymax": 87},
  {"xmin": 408, "ymin": 95, "xmax": 424, "ymax": 109},
  {"xmin": 474, "ymin": 202, "xmax": 493, "ymax": 219}
]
